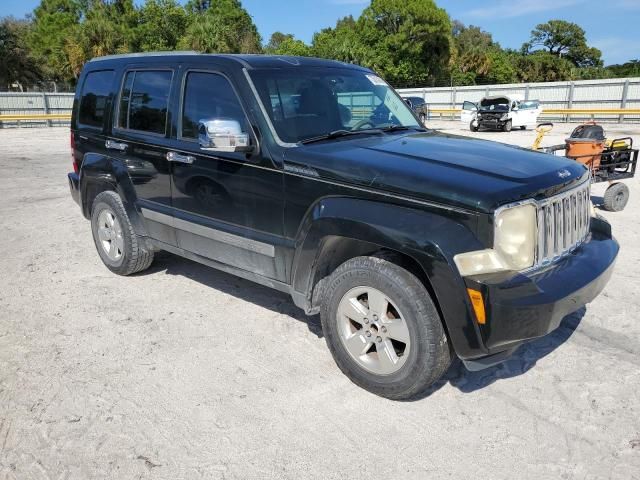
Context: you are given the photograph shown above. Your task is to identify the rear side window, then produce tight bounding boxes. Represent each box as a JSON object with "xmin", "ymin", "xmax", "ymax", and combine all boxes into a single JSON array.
[
  {"xmin": 117, "ymin": 70, "xmax": 172, "ymax": 135},
  {"xmin": 78, "ymin": 70, "xmax": 114, "ymax": 129}
]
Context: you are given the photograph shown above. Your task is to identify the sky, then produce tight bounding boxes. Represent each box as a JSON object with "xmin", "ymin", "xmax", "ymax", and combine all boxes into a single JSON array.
[{"xmin": 2, "ymin": 0, "xmax": 639, "ymax": 65}]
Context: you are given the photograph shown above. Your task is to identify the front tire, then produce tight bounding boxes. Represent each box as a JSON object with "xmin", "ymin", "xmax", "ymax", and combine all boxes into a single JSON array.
[
  {"xmin": 91, "ymin": 191, "xmax": 154, "ymax": 275},
  {"xmin": 470, "ymin": 120, "xmax": 479, "ymax": 132},
  {"xmin": 503, "ymin": 120, "xmax": 512, "ymax": 132},
  {"xmin": 320, "ymin": 256, "xmax": 451, "ymax": 400}
]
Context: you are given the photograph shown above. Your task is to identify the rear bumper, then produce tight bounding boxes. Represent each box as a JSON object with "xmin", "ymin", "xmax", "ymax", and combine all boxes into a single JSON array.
[
  {"xmin": 460, "ymin": 216, "xmax": 618, "ymax": 366},
  {"xmin": 68, "ymin": 172, "xmax": 80, "ymax": 206}
]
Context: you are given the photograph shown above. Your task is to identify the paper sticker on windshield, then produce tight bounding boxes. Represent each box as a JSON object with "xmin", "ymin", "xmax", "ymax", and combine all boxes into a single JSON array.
[{"xmin": 366, "ymin": 74, "xmax": 387, "ymax": 86}]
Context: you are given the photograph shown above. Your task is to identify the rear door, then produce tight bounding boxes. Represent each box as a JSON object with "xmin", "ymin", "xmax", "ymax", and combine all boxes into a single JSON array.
[
  {"xmin": 107, "ymin": 66, "xmax": 177, "ymax": 246},
  {"xmin": 168, "ymin": 66, "xmax": 286, "ymax": 281},
  {"xmin": 74, "ymin": 68, "xmax": 116, "ymax": 178},
  {"xmin": 460, "ymin": 101, "xmax": 477, "ymax": 124}
]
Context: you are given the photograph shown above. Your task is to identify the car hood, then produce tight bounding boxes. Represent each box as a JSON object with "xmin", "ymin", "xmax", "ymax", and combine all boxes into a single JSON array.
[{"xmin": 283, "ymin": 130, "xmax": 588, "ymax": 212}]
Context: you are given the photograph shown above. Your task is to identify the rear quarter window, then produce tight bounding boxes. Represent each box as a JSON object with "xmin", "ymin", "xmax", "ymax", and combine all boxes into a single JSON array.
[{"xmin": 78, "ymin": 70, "xmax": 114, "ymax": 129}]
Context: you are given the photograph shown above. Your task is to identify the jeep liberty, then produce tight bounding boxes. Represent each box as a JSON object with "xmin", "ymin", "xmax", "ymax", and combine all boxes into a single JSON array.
[{"xmin": 68, "ymin": 53, "xmax": 618, "ymax": 399}]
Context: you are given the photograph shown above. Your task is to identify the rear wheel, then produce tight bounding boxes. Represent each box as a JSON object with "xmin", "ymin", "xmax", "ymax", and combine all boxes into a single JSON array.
[
  {"xmin": 520, "ymin": 125, "xmax": 527, "ymax": 130},
  {"xmin": 603, "ymin": 182, "xmax": 629, "ymax": 212},
  {"xmin": 91, "ymin": 191, "xmax": 154, "ymax": 275},
  {"xmin": 320, "ymin": 256, "xmax": 451, "ymax": 400},
  {"xmin": 503, "ymin": 120, "xmax": 512, "ymax": 132}
]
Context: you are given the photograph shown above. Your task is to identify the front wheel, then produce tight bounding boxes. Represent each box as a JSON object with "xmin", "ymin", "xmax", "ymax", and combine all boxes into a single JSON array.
[
  {"xmin": 503, "ymin": 120, "xmax": 512, "ymax": 132},
  {"xmin": 470, "ymin": 120, "xmax": 479, "ymax": 132},
  {"xmin": 419, "ymin": 113, "xmax": 426, "ymax": 124},
  {"xmin": 320, "ymin": 256, "xmax": 451, "ymax": 400}
]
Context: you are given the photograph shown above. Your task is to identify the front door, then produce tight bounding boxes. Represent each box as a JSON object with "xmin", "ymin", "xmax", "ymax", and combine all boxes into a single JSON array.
[
  {"xmin": 169, "ymin": 68, "xmax": 286, "ymax": 281},
  {"xmin": 107, "ymin": 67, "xmax": 177, "ymax": 246},
  {"xmin": 460, "ymin": 101, "xmax": 477, "ymax": 125}
]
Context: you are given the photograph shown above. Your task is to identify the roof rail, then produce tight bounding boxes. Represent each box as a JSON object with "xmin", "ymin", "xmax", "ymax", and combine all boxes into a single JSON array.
[{"xmin": 89, "ymin": 51, "xmax": 199, "ymax": 62}]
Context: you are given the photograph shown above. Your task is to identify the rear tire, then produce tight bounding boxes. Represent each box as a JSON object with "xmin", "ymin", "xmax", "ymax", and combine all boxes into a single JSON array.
[
  {"xmin": 520, "ymin": 125, "xmax": 527, "ymax": 130},
  {"xmin": 603, "ymin": 182, "xmax": 629, "ymax": 212},
  {"xmin": 503, "ymin": 120, "xmax": 512, "ymax": 132},
  {"xmin": 91, "ymin": 191, "xmax": 154, "ymax": 275},
  {"xmin": 320, "ymin": 256, "xmax": 451, "ymax": 400}
]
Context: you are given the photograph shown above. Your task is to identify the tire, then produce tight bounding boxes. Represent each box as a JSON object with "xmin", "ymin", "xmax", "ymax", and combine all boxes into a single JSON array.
[
  {"xmin": 470, "ymin": 120, "xmax": 479, "ymax": 132},
  {"xmin": 603, "ymin": 182, "xmax": 630, "ymax": 212},
  {"xmin": 90, "ymin": 191, "xmax": 154, "ymax": 275},
  {"xmin": 419, "ymin": 113, "xmax": 426, "ymax": 124},
  {"xmin": 320, "ymin": 256, "xmax": 451, "ymax": 400},
  {"xmin": 520, "ymin": 125, "xmax": 527, "ymax": 130},
  {"xmin": 503, "ymin": 120, "xmax": 512, "ymax": 132}
]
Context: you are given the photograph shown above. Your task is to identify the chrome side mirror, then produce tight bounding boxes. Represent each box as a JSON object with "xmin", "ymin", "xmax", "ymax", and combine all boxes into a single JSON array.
[{"xmin": 198, "ymin": 118, "xmax": 252, "ymax": 153}]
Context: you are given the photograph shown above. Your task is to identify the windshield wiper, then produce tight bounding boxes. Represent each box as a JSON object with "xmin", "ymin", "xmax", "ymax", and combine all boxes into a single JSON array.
[
  {"xmin": 380, "ymin": 124, "xmax": 426, "ymax": 133},
  {"xmin": 300, "ymin": 128, "xmax": 383, "ymax": 145}
]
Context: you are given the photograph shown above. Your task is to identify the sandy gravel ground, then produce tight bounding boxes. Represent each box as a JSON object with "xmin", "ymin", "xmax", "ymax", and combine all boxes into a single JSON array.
[{"xmin": 0, "ymin": 121, "xmax": 639, "ymax": 480}]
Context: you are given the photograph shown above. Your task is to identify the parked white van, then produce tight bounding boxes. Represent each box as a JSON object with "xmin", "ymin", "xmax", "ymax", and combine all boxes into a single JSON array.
[{"xmin": 460, "ymin": 95, "xmax": 542, "ymax": 132}]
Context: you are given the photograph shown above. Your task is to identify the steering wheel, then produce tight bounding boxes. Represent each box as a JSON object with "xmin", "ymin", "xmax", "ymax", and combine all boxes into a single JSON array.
[{"xmin": 351, "ymin": 119, "xmax": 376, "ymax": 130}]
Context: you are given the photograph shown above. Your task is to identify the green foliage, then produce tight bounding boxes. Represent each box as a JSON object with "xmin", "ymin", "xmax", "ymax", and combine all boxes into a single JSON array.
[
  {"xmin": 3, "ymin": 1, "xmax": 637, "ymax": 89},
  {"xmin": 356, "ymin": 0, "xmax": 453, "ymax": 86},
  {"xmin": 607, "ymin": 60, "xmax": 640, "ymax": 78},
  {"xmin": 524, "ymin": 20, "xmax": 602, "ymax": 68},
  {"xmin": 509, "ymin": 51, "xmax": 574, "ymax": 82},
  {"xmin": 0, "ymin": 17, "xmax": 42, "ymax": 89},
  {"xmin": 27, "ymin": 0, "xmax": 83, "ymax": 82},
  {"xmin": 180, "ymin": 0, "xmax": 261, "ymax": 53},
  {"xmin": 312, "ymin": 16, "xmax": 364, "ymax": 64},
  {"xmin": 265, "ymin": 32, "xmax": 311, "ymax": 56},
  {"xmin": 135, "ymin": 0, "xmax": 187, "ymax": 51}
]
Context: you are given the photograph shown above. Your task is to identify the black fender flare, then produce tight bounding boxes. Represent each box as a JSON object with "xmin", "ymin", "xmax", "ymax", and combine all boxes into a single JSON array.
[
  {"xmin": 290, "ymin": 196, "xmax": 488, "ymax": 358},
  {"xmin": 79, "ymin": 152, "xmax": 148, "ymax": 237}
]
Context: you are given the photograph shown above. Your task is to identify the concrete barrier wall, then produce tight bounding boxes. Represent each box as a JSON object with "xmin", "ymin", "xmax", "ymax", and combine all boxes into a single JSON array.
[
  {"xmin": 397, "ymin": 77, "xmax": 640, "ymax": 123},
  {"xmin": 2, "ymin": 77, "xmax": 640, "ymax": 127}
]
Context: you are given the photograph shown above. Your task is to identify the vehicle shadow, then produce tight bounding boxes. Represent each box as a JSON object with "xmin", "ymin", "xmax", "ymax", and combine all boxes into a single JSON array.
[
  {"xmin": 144, "ymin": 251, "xmax": 323, "ymax": 338},
  {"xmin": 142, "ymin": 252, "xmax": 586, "ymax": 396},
  {"xmin": 409, "ymin": 307, "xmax": 587, "ymax": 401}
]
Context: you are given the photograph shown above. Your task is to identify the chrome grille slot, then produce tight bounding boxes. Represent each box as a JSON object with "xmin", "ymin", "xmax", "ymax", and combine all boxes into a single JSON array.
[{"xmin": 535, "ymin": 181, "xmax": 590, "ymax": 266}]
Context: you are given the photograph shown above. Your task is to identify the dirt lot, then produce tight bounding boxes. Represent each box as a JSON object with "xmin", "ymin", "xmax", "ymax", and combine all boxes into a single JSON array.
[{"xmin": 1, "ymin": 122, "xmax": 639, "ymax": 480}]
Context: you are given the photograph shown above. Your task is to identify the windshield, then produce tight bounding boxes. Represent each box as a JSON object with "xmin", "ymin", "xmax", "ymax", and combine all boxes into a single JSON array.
[{"xmin": 249, "ymin": 68, "xmax": 420, "ymax": 144}]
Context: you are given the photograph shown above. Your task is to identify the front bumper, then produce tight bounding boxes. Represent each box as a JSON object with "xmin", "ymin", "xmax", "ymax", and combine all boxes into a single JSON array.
[
  {"xmin": 461, "ymin": 216, "xmax": 618, "ymax": 367},
  {"xmin": 477, "ymin": 118, "xmax": 506, "ymax": 129},
  {"xmin": 68, "ymin": 172, "xmax": 80, "ymax": 206}
]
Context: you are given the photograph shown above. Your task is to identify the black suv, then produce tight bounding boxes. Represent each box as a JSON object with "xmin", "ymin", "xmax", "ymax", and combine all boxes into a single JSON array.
[
  {"xmin": 402, "ymin": 95, "xmax": 429, "ymax": 123},
  {"xmin": 68, "ymin": 53, "xmax": 618, "ymax": 399}
]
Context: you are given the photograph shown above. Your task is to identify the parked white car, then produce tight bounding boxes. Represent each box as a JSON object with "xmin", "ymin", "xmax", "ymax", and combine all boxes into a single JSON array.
[{"xmin": 460, "ymin": 95, "xmax": 542, "ymax": 132}]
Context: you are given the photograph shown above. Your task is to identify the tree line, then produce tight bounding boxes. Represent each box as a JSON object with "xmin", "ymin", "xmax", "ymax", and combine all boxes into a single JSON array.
[{"xmin": 1, "ymin": 0, "xmax": 638, "ymax": 91}]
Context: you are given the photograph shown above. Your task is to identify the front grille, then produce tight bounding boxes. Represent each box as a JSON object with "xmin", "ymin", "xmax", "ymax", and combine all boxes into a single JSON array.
[{"xmin": 535, "ymin": 181, "xmax": 591, "ymax": 266}]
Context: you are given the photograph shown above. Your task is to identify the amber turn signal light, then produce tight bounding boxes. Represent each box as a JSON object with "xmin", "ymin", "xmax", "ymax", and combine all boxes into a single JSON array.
[{"xmin": 466, "ymin": 288, "xmax": 486, "ymax": 325}]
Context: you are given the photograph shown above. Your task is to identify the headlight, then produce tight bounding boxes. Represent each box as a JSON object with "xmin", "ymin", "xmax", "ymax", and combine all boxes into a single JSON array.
[
  {"xmin": 500, "ymin": 114, "xmax": 508, "ymax": 121},
  {"xmin": 454, "ymin": 203, "xmax": 537, "ymax": 276},
  {"xmin": 494, "ymin": 203, "xmax": 536, "ymax": 270}
]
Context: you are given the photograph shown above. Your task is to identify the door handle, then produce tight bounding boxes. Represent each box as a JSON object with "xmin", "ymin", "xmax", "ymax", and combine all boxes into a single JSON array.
[
  {"xmin": 105, "ymin": 139, "xmax": 128, "ymax": 151},
  {"xmin": 166, "ymin": 151, "xmax": 195, "ymax": 164}
]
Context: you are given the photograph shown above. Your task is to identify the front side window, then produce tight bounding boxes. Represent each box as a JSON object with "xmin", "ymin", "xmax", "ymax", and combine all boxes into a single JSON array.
[
  {"xmin": 181, "ymin": 72, "xmax": 248, "ymax": 139},
  {"xmin": 249, "ymin": 68, "xmax": 419, "ymax": 144},
  {"xmin": 117, "ymin": 70, "xmax": 172, "ymax": 135},
  {"xmin": 78, "ymin": 70, "xmax": 114, "ymax": 128}
]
